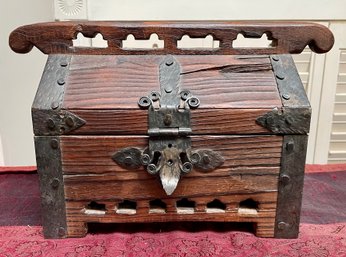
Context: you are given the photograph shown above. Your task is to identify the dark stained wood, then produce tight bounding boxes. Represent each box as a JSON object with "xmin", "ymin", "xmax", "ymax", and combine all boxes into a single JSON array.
[
  {"xmin": 64, "ymin": 192, "xmax": 277, "ymax": 237},
  {"xmin": 62, "ymin": 55, "xmax": 281, "ymax": 109},
  {"xmin": 68, "ymin": 109, "xmax": 275, "ymax": 135},
  {"xmin": 60, "ymin": 135, "xmax": 282, "ymax": 176},
  {"xmin": 9, "ymin": 21, "xmax": 334, "ymax": 55},
  {"xmin": 61, "ymin": 136, "xmax": 280, "ymax": 201},
  {"xmin": 64, "ymin": 175, "xmax": 278, "ymax": 200},
  {"xmin": 61, "ymin": 134, "xmax": 280, "ymax": 237}
]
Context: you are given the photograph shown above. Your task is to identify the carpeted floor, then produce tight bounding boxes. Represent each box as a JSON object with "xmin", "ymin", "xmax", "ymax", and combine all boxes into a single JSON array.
[{"xmin": 0, "ymin": 165, "xmax": 345, "ymax": 256}]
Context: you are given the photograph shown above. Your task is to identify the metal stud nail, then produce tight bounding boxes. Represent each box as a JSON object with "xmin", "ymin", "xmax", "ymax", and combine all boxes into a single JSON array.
[
  {"xmin": 282, "ymin": 93, "xmax": 291, "ymax": 100},
  {"xmin": 60, "ymin": 61, "xmax": 68, "ymax": 67},
  {"xmin": 124, "ymin": 156, "xmax": 133, "ymax": 166},
  {"xmin": 50, "ymin": 178, "xmax": 60, "ymax": 189},
  {"xmin": 280, "ymin": 174, "xmax": 291, "ymax": 185},
  {"xmin": 276, "ymin": 73, "xmax": 285, "ymax": 80},
  {"xmin": 202, "ymin": 155, "xmax": 211, "ymax": 165},
  {"xmin": 51, "ymin": 101, "xmax": 59, "ymax": 110},
  {"xmin": 57, "ymin": 78, "xmax": 65, "ymax": 86},
  {"xmin": 50, "ymin": 139, "xmax": 59, "ymax": 149},
  {"xmin": 164, "ymin": 114, "xmax": 172, "ymax": 126},
  {"xmin": 47, "ymin": 118, "xmax": 55, "ymax": 130},
  {"xmin": 286, "ymin": 141, "xmax": 294, "ymax": 153},
  {"xmin": 58, "ymin": 227, "xmax": 66, "ymax": 237},
  {"xmin": 165, "ymin": 60, "xmax": 174, "ymax": 66},
  {"xmin": 65, "ymin": 116, "xmax": 74, "ymax": 127},
  {"xmin": 278, "ymin": 222, "xmax": 288, "ymax": 230}
]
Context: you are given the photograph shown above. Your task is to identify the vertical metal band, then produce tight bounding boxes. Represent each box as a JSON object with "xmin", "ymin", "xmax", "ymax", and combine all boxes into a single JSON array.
[
  {"xmin": 270, "ymin": 55, "xmax": 310, "ymax": 108},
  {"xmin": 32, "ymin": 55, "xmax": 85, "ymax": 136},
  {"xmin": 274, "ymin": 135, "xmax": 308, "ymax": 238},
  {"xmin": 35, "ymin": 136, "xmax": 67, "ymax": 238}
]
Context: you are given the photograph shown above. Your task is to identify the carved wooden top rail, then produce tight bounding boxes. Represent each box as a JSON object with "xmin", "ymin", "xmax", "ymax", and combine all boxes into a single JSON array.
[{"xmin": 9, "ymin": 21, "xmax": 334, "ymax": 55}]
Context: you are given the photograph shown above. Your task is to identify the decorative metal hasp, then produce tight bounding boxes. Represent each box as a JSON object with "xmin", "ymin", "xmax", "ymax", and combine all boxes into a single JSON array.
[{"xmin": 113, "ymin": 55, "xmax": 223, "ymax": 195}]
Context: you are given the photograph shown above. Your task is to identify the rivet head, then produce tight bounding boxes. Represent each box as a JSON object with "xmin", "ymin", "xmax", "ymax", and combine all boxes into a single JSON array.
[
  {"xmin": 165, "ymin": 60, "xmax": 174, "ymax": 66},
  {"xmin": 286, "ymin": 141, "xmax": 294, "ymax": 153},
  {"xmin": 57, "ymin": 78, "xmax": 65, "ymax": 86},
  {"xmin": 124, "ymin": 156, "xmax": 133, "ymax": 166},
  {"xmin": 278, "ymin": 222, "xmax": 288, "ymax": 230},
  {"xmin": 202, "ymin": 155, "xmax": 211, "ymax": 165},
  {"xmin": 50, "ymin": 178, "xmax": 60, "ymax": 189},
  {"xmin": 276, "ymin": 73, "xmax": 285, "ymax": 80},
  {"xmin": 272, "ymin": 56, "xmax": 279, "ymax": 61},
  {"xmin": 51, "ymin": 101, "xmax": 59, "ymax": 110},
  {"xmin": 65, "ymin": 116, "xmax": 74, "ymax": 127},
  {"xmin": 282, "ymin": 93, "xmax": 291, "ymax": 100},
  {"xmin": 164, "ymin": 114, "xmax": 172, "ymax": 126},
  {"xmin": 50, "ymin": 139, "xmax": 59, "ymax": 149},
  {"xmin": 58, "ymin": 227, "xmax": 65, "ymax": 237},
  {"xmin": 164, "ymin": 86, "xmax": 173, "ymax": 93},
  {"xmin": 280, "ymin": 174, "xmax": 291, "ymax": 185},
  {"xmin": 60, "ymin": 61, "xmax": 68, "ymax": 67},
  {"xmin": 47, "ymin": 118, "xmax": 55, "ymax": 130}
]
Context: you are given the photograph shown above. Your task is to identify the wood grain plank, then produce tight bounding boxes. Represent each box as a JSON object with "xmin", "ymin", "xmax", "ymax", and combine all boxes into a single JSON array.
[
  {"xmin": 61, "ymin": 135, "xmax": 282, "ymax": 176},
  {"xmin": 10, "ymin": 21, "xmax": 334, "ymax": 55},
  {"xmin": 64, "ymin": 174, "xmax": 278, "ymax": 200},
  {"xmin": 62, "ymin": 55, "xmax": 281, "ymax": 110},
  {"xmin": 68, "ymin": 108, "xmax": 273, "ymax": 135},
  {"xmin": 64, "ymin": 187, "xmax": 277, "ymax": 237}
]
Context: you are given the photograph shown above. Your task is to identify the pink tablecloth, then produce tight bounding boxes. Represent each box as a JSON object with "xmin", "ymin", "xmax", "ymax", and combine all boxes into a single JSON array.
[{"xmin": 0, "ymin": 165, "xmax": 345, "ymax": 256}]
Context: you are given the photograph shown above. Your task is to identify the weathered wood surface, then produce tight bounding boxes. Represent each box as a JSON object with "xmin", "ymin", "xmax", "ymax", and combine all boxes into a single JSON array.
[
  {"xmin": 65, "ymin": 191, "xmax": 277, "ymax": 237},
  {"xmin": 61, "ymin": 135, "xmax": 282, "ymax": 176},
  {"xmin": 9, "ymin": 21, "xmax": 334, "ymax": 55},
  {"xmin": 65, "ymin": 192, "xmax": 277, "ymax": 237},
  {"xmin": 68, "ymin": 109, "xmax": 275, "ymax": 135},
  {"xmin": 61, "ymin": 135, "xmax": 281, "ymax": 199},
  {"xmin": 63, "ymin": 55, "xmax": 280, "ymax": 109},
  {"xmin": 57, "ymin": 55, "xmax": 282, "ymax": 135}
]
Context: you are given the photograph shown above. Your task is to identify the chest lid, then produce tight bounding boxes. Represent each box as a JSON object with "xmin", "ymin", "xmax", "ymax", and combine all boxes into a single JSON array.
[{"xmin": 9, "ymin": 21, "xmax": 334, "ymax": 136}]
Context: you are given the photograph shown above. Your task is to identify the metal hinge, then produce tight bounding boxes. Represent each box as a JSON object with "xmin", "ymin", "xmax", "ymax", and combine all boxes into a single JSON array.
[{"xmin": 113, "ymin": 55, "xmax": 223, "ymax": 195}]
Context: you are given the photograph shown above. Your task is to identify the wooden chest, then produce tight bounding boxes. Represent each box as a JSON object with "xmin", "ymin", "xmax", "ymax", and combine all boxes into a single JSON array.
[{"xmin": 10, "ymin": 21, "xmax": 333, "ymax": 239}]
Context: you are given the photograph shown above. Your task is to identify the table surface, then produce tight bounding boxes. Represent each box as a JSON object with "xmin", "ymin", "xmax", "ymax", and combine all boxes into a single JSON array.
[{"xmin": 0, "ymin": 165, "xmax": 345, "ymax": 256}]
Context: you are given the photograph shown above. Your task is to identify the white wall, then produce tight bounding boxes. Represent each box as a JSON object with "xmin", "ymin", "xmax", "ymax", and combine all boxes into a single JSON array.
[
  {"xmin": 1, "ymin": 0, "xmax": 345, "ymax": 165},
  {"xmin": 0, "ymin": 0, "xmax": 54, "ymax": 165}
]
